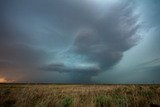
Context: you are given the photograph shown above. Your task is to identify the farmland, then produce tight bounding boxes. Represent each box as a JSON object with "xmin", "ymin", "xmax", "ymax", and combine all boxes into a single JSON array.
[{"xmin": 0, "ymin": 84, "xmax": 160, "ymax": 107}]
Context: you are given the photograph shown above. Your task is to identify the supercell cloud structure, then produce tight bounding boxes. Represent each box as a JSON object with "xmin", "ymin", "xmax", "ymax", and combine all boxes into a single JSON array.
[{"xmin": 0, "ymin": 0, "xmax": 160, "ymax": 83}]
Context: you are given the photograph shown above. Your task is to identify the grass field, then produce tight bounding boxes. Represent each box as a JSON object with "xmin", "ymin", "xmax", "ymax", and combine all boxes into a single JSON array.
[{"xmin": 0, "ymin": 84, "xmax": 160, "ymax": 107}]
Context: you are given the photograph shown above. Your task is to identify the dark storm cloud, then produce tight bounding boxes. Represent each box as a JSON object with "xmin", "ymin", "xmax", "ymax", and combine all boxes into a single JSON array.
[
  {"xmin": 0, "ymin": 60, "xmax": 12, "ymax": 68},
  {"xmin": 0, "ymin": 24, "xmax": 48, "ymax": 68},
  {"xmin": 42, "ymin": 63, "xmax": 100, "ymax": 74},
  {"xmin": 71, "ymin": 1, "xmax": 139, "ymax": 70},
  {"xmin": 0, "ymin": 0, "xmax": 142, "ymax": 83},
  {"xmin": 41, "ymin": 62, "xmax": 100, "ymax": 83},
  {"xmin": 41, "ymin": 1, "xmax": 140, "ymax": 83}
]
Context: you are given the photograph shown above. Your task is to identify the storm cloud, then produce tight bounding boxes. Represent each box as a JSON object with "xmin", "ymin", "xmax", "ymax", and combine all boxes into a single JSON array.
[
  {"xmin": 0, "ymin": 0, "xmax": 159, "ymax": 83},
  {"xmin": 40, "ymin": 0, "xmax": 140, "ymax": 83}
]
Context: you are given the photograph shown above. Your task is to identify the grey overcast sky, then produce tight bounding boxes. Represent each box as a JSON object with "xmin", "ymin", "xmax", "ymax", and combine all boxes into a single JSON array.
[{"xmin": 0, "ymin": 0, "xmax": 160, "ymax": 83}]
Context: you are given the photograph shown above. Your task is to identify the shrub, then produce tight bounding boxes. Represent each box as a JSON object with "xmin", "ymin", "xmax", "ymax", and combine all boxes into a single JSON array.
[
  {"xmin": 96, "ymin": 95, "xmax": 112, "ymax": 107},
  {"xmin": 61, "ymin": 96, "xmax": 74, "ymax": 107},
  {"xmin": 113, "ymin": 94, "xmax": 128, "ymax": 107}
]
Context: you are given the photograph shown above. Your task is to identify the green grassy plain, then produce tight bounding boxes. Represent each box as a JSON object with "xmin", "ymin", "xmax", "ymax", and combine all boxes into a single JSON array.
[{"xmin": 0, "ymin": 84, "xmax": 160, "ymax": 107}]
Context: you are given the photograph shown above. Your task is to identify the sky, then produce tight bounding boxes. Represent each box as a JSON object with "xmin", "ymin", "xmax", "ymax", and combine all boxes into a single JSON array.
[{"xmin": 0, "ymin": 0, "xmax": 160, "ymax": 83}]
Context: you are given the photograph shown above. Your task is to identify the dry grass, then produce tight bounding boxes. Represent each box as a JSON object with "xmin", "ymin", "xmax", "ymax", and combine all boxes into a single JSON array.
[{"xmin": 0, "ymin": 84, "xmax": 160, "ymax": 107}]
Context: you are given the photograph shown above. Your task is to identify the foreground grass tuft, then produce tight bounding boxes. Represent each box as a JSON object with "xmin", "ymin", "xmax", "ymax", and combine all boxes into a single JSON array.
[
  {"xmin": 61, "ymin": 96, "xmax": 74, "ymax": 107},
  {"xmin": 96, "ymin": 94, "xmax": 112, "ymax": 107}
]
